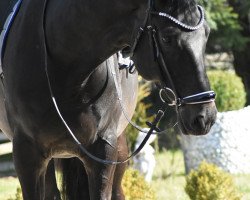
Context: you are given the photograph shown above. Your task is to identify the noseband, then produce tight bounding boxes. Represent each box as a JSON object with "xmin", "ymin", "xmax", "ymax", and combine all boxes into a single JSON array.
[
  {"xmin": 122, "ymin": 1, "xmax": 216, "ymax": 106},
  {"xmin": 159, "ymin": 88, "xmax": 216, "ymax": 107}
]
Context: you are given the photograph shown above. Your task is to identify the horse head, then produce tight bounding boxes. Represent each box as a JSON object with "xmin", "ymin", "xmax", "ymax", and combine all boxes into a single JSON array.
[{"xmin": 128, "ymin": 0, "xmax": 217, "ymax": 135}]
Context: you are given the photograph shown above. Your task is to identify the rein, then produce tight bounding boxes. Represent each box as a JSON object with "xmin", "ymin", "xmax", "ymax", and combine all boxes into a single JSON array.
[{"xmin": 110, "ymin": 56, "xmax": 172, "ymax": 135}]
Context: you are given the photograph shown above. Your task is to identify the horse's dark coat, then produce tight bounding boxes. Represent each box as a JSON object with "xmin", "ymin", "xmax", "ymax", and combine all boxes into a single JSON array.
[{"xmin": 0, "ymin": 0, "xmax": 217, "ymax": 199}]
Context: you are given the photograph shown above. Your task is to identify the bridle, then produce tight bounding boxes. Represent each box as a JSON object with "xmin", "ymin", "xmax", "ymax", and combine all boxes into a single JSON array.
[
  {"xmin": 122, "ymin": 1, "xmax": 216, "ymax": 107},
  {"xmin": 40, "ymin": 0, "xmax": 215, "ymax": 165}
]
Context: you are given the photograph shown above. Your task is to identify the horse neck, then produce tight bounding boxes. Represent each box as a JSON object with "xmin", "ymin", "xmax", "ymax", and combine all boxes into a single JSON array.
[{"xmin": 45, "ymin": 0, "xmax": 147, "ymax": 71}]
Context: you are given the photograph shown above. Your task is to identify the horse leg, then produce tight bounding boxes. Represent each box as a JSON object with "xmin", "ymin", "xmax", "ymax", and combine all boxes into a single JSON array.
[
  {"xmin": 12, "ymin": 134, "xmax": 49, "ymax": 200},
  {"xmin": 45, "ymin": 159, "xmax": 61, "ymax": 200},
  {"xmin": 111, "ymin": 132, "xmax": 128, "ymax": 200},
  {"xmin": 84, "ymin": 137, "xmax": 118, "ymax": 200}
]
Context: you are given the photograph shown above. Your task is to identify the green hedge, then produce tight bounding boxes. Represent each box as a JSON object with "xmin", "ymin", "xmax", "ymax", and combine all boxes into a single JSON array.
[
  {"xmin": 185, "ymin": 162, "xmax": 242, "ymax": 200},
  {"xmin": 207, "ymin": 70, "xmax": 246, "ymax": 112}
]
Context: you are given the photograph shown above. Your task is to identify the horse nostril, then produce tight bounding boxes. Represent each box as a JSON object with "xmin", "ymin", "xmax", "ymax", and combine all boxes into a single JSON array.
[{"xmin": 193, "ymin": 115, "xmax": 206, "ymax": 130}]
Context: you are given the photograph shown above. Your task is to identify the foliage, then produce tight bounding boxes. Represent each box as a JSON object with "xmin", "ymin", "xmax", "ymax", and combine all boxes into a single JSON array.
[
  {"xmin": 122, "ymin": 168, "xmax": 156, "ymax": 200},
  {"xmin": 198, "ymin": 0, "xmax": 249, "ymax": 52},
  {"xmin": 125, "ymin": 77, "xmax": 153, "ymax": 150},
  {"xmin": 207, "ymin": 70, "xmax": 246, "ymax": 112},
  {"xmin": 185, "ymin": 162, "xmax": 242, "ymax": 200}
]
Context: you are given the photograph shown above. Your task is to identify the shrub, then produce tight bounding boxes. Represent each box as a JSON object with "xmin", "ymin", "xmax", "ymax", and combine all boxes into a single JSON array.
[
  {"xmin": 122, "ymin": 168, "xmax": 156, "ymax": 200},
  {"xmin": 207, "ymin": 70, "xmax": 246, "ymax": 112},
  {"xmin": 185, "ymin": 162, "xmax": 242, "ymax": 200}
]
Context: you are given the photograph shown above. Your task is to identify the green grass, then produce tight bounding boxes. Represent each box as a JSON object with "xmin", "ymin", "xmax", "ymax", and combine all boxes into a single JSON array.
[
  {"xmin": 235, "ymin": 174, "xmax": 250, "ymax": 200},
  {"xmin": 1, "ymin": 150, "xmax": 250, "ymax": 200},
  {"xmin": 151, "ymin": 150, "xmax": 189, "ymax": 200}
]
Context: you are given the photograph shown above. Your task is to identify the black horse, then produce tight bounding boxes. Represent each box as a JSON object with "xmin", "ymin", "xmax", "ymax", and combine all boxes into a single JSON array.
[{"xmin": 0, "ymin": 0, "xmax": 217, "ymax": 199}]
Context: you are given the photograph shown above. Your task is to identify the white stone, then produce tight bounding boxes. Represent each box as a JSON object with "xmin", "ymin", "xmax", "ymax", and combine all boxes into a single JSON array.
[{"xmin": 180, "ymin": 106, "xmax": 250, "ymax": 174}]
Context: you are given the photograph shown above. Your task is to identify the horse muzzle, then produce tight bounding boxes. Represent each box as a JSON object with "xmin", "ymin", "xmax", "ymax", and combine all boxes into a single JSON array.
[
  {"xmin": 159, "ymin": 87, "xmax": 217, "ymax": 135},
  {"xmin": 177, "ymin": 101, "xmax": 217, "ymax": 135}
]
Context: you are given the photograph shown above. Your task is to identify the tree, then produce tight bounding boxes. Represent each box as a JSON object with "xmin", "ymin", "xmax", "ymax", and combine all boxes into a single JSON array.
[
  {"xmin": 199, "ymin": 0, "xmax": 250, "ymax": 105},
  {"xmin": 199, "ymin": 0, "xmax": 247, "ymax": 52},
  {"xmin": 227, "ymin": 0, "xmax": 250, "ymax": 105}
]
